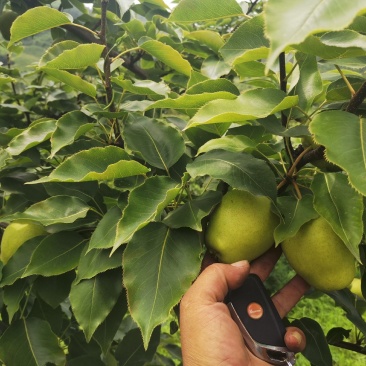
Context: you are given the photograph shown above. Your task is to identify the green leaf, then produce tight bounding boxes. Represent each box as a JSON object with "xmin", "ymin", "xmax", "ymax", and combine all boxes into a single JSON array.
[
  {"xmin": 187, "ymin": 150, "xmax": 278, "ymax": 202},
  {"xmin": 41, "ymin": 44, "xmax": 105, "ymax": 69},
  {"xmin": 123, "ymin": 117, "xmax": 185, "ymax": 171},
  {"xmin": 186, "ymin": 79, "xmax": 239, "ymax": 95},
  {"xmin": 2, "ymin": 196, "xmax": 90, "ymax": 225},
  {"xmin": 0, "ymin": 318, "xmax": 66, "ymax": 366},
  {"xmin": 33, "ymin": 272, "xmax": 75, "ymax": 308},
  {"xmin": 22, "ymin": 232, "xmax": 86, "ymax": 277},
  {"xmin": 70, "ymin": 269, "xmax": 122, "ymax": 342},
  {"xmin": 186, "ymin": 89, "xmax": 298, "ymax": 128},
  {"xmin": 309, "ymin": 111, "xmax": 366, "ymax": 195},
  {"xmin": 3, "ymin": 279, "xmax": 28, "ymax": 322},
  {"xmin": 163, "ymin": 190, "xmax": 222, "ymax": 230},
  {"xmin": 115, "ymin": 327, "xmax": 161, "ymax": 365},
  {"xmin": 197, "ymin": 135, "xmax": 257, "ymax": 155},
  {"xmin": 0, "ymin": 74, "xmax": 15, "ymax": 86},
  {"xmin": 123, "ymin": 223, "xmax": 202, "ymax": 348},
  {"xmin": 188, "ymin": 30, "xmax": 224, "ymax": 53},
  {"xmin": 311, "ymin": 173, "xmax": 363, "ymax": 261},
  {"xmin": 42, "ymin": 68, "xmax": 97, "ymax": 97},
  {"xmin": 168, "ymin": 0, "xmax": 243, "ymax": 22},
  {"xmin": 264, "ymin": 0, "xmax": 366, "ymax": 70},
  {"xmin": 294, "ymin": 35, "xmax": 366, "ymax": 60},
  {"xmin": 139, "ymin": 38, "xmax": 192, "ymax": 76},
  {"xmin": 44, "ymin": 181, "xmax": 98, "ymax": 203},
  {"xmin": 328, "ymin": 289, "xmax": 366, "ymax": 335},
  {"xmin": 220, "ymin": 14, "xmax": 269, "ymax": 65},
  {"xmin": 113, "ymin": 176, "xmax": 180, "ymax": 251},
  {"xmin": 8, "ymin": 7, "xmax": 72, "ymax": 47},
  {"xmin": 1, "ymin": 237, "xmax": 42, "ymax": 286},
  {"xmin": 201, "ymin": 55, "xmax": 231, "ymax": 79},
  {"xmin": 93, "ymin": 292, "xmax": 127, "ymax": 354},
  {"xmin": 51, "ymin": 110, "xmax": 95, "ymax": 157},
  {"xmin": 146, "ymin": 92, "xmax": 237, "ymax": 111},
  {"xmin": 292, "ymin": 317, "xmax": 332, "ymax": 366},
  {"xmin": 321, "ymin": 29, "xmax": 366, "ymax": 49},
  {"xmin": 111, "ymin": 78, "xmax": 170, "ymax": 98},
  {"xmin": 75, "ymin": 246, "xmax": 123, "ymax": 284},
  {"xmin": 39, "ymin": 40, "xmax": 80, "ymax": 67},
  {"xmin": 6, "ymin": 119, "xmax": 56, "ymax": 155},
  {"xmin": 274, "ymin": 195, "xmax": 318, "ymax": 245},
  {"xmin": 290, "ymin": 52, "xmax": 323, "ymax": 112},
  {"xmin": 326, "ymin": 77, "xmax": 364, "ymax": 101},
  {"xmin": 29, "ymin": 146, "xmax": 149, "ymax": 184},
  {"xmin": 88, "ymin": 206, "xmax": 122, "ymax": 250}
]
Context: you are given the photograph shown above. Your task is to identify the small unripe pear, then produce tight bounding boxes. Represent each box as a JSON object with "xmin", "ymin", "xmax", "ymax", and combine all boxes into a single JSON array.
[{"xmin": 205, "ymin": 189, "xmax": 279, "ymax": 263}]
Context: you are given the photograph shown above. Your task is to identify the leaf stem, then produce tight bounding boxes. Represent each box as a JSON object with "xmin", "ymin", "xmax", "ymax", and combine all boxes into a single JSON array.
[
  {"xmin": 279, "ymin": 52, "xmax": 295, "ymax": 164},
  {"xmin": 335, "ymin": 65, "xmax": 356, "ymax": 96},
  {"xmin": 111, "ymin": 47, "xmax": 141, "ymax": 63},
  {"xmin": 100, "ymin": 0, "xmax": 123, "ymax": 147}
]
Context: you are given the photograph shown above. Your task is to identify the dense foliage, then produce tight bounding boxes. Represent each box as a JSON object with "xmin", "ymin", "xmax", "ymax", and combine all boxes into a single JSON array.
[{"xmin": 0, "ymin": 0, "xmax": 366, "ymax": 365}]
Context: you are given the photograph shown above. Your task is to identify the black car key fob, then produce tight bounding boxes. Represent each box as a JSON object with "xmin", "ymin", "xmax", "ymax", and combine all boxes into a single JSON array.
[{"xmin": 226, "ymin": 274, "xmax": 296, "ymax": 366}]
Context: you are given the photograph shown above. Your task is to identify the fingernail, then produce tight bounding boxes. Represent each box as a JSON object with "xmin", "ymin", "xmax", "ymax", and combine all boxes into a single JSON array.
[
  {"xmin": 231, "ymin": 260, "xmax": 249, "ymax": 268},
  {"xmin": 292, "ymin": 331, "xmax": 302, "ymax": 346}
]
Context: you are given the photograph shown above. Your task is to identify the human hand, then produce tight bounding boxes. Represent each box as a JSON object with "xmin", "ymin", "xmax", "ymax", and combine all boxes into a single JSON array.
[{"xmin": 180, "ymin": 247, "xmax": 310, "ymax": 366}]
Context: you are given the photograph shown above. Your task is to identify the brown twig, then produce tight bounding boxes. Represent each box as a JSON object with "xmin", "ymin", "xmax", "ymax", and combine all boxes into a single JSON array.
[
  {"xmin": 279, "ymin": 52, "xmax": 295, "ymax": 164},
  {"xmin": 346, "ymin": 81, "xmax": 366, "ymax": 114},
  {"xmin": 277, "ymin": 146, "xmax": 312, "ymax": 198},
  {"xmin": 100, "ymin": 0, "xmax": 123, "ymax": 147}
]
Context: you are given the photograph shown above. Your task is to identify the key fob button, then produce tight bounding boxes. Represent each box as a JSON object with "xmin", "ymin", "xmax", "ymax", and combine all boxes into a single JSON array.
[{"xmin": 247, "ymin": 302, "xmax": 264, "ymax": 319}]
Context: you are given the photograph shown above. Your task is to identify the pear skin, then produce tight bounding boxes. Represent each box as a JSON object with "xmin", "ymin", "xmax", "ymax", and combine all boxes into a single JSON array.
[
  {"xmin": 205, "ymin": 190, "xmax": 279, "ymax": 263},
  {"xmin": 282, "ymin": 217, "xmax": 356, "ymax": 291}
]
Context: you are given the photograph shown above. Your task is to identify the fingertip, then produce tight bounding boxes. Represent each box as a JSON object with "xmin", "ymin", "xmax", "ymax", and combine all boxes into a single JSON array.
[
  {"xmin": 284, "ymin": 327, "xmax": 306, "ymax": 353},
  {"xmin": 231, "ymin": 260, "xmax": 250, "ymax": 269}
]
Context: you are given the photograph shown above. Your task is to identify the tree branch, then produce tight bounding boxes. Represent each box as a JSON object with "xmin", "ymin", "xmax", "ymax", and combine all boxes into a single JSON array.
[
  {"xmin": 330, "ymin": 341, "xmax": 366, "ymax": 355},
  {"xmin": 247, "ymin": 0, "xmax": 260, "ymax": 14},
  {"xmin": 62, "ymin": 25, "xmax": 148, "ymax": 79},
  {"xmin": 279, "ymin": 52, "xmax": 295, "ymax": 162},
  {"xmin": 346, "ymin": 81, "xmax": 366, "ymax": 114}
]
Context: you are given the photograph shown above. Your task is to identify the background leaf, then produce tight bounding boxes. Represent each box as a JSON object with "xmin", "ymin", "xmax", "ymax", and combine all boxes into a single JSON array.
[
  {"xmin": 264, "ymin": 0, "xmax": 366, "ymax": 70},
  {"xmin": 2, "ymin": 196, "xmax": 90, "ymax": 225},
  {"xmin": 70, "ymin": 269, "xmax": 122, "ymax": 342},
  {"xmin": 123, "ymin": 223, "xmax": 202, "ymax": 348},
  {"xmin": 50, "ymin": 110, "xmax": 95, "ymax": 157},
  {"xmin": 22, "ymin": 231, "xmax": 86, "ymax": 277},
  {"xmin": 113, "ymin": 176, "xmax": 180, "ymax": 251},
  {"xmin": 139, "ymin": 38, "xmax": 192, "ymax": 76},
  {"xmin": 163, "ymin": 190, "xmax": 222, "ymax": 230},
  {"xmin": 311, "ymin": 173, "xmax": 363, "ymax": 260},
  {"xmin": 123, "ymin": 116, "xmax": 185, "ymax": 171},
  {"xmin": 187, "ymin": 150, "xmax": 278, "ymax": 202},
  {"xmin": 29, "ymin": 146, "xmax": 149, "ymax": 183},
  {"xmin": 292, "ymin": 317, "xmax": 333, "ymax": 366},
  {"xmin": 168, "ymin": 0, "xmax": 243, "ymax": 22},
  {"xmin": 0, "ymin": 317, "xmax": 65, "ymax": 366},
  {"xmin": 274, "ymin": 195, "xmax": 318, "ymax": 245},
  {"xmin": 310, "ymin": 111, "xmax": 366, "ymax": 195},
  {"xmin": 186, "ymin": 89, "xmax": 298, "ymax": 128},
  {"xmin": 6, "ymin": 119, "xmax": 56, "ymax": 155},
  {"xmin": 9, "ymin": 7, "xmax": 72, "ymax": 46}
]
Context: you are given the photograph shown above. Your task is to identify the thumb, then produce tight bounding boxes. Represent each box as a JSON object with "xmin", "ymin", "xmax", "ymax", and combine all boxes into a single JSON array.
[{"xmin": 184, "ymin": 261, "xmax": 250, "ymax": 304}]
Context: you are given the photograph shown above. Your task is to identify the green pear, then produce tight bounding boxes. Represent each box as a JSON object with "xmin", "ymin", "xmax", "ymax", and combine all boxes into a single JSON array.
[
  {"xmin": 1, "ymin": 220, "xmax": 47, "ymax": 264},
  {"xmin": 348, "ymin": 278, "xmax": 365, "ymax": 300},
  {"xmin": 282, "ymin": 217, "xmax": 356, "ymax": 291},
  {"xmin": 205, "ymin": 189, "xmax": 279, "ymax": 263}
]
